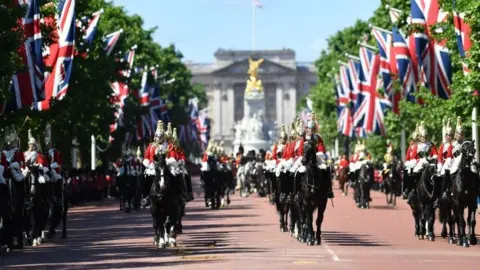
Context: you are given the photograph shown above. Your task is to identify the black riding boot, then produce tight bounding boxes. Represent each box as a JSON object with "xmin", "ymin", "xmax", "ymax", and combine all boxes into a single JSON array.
[{"xmin": 326, "ymin": 171, "xmax": 334, "ymax": 199}]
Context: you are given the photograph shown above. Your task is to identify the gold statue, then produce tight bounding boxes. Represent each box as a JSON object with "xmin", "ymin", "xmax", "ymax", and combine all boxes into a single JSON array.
[{"xmin": 245, "ymin": 57, "xmax": 264, "ymax": 93}]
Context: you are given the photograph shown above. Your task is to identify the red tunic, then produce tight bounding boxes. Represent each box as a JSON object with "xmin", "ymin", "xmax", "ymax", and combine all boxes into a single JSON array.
[
  {"xmin": 408, "ymin": 144, "xmax": 418, "ymax": 161},
  {"xmin": 339, "ymin": 158, "xmax": 349, "ymax": 169},
  {"xmin": 438, "ymin": 142, "xmax": 453, "ymax": 164},
  {"xmin": 286, "ymin": 141, "xmax": 296, "ymax": 159},
  {"xmin": 176, "ymin": 148, "xmax": 186, "ymax": 161},
  {"xmin": 295, "ymin": 138, "xmax": 305, "ymax": 158},
  {"xmin": 144, "ymin": 143, "xmax": 158, "ymax": 165},
  {"xmin": 316, "ymin": 135, "xmax": 326, "ymax": 153}
]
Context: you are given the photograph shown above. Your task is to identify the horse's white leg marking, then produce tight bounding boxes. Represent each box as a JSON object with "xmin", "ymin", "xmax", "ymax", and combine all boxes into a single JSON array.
[{"xmin": 158, "ymin": 237, "xmax": 166, "ymax": 248}]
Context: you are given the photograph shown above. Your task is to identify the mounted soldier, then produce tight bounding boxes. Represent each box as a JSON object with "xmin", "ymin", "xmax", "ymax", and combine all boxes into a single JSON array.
[
  {"xmin": 403, "ymin": 124, "xmax": 420, "ymax": 199},
  {"xmin": 437, "ymin": 118, "xmax": 454, "ymax": 202},
  {"xmin": 305, "ymin": 112, "xmax": 333, "ymax": 198},
  {"xmin": 3, "ymin": 125, "xmax": 27, "ymax": 249},
  {"xmin": 142, "ymin": 121, "xmax": 168, "ymax": 208},
  {"xmin": 24, "ymin": 130, "xmax": 50, "ymax": 247},
  {"xmin": 409, "ymin": 122, "xmax": 438, "ymax": 205}
]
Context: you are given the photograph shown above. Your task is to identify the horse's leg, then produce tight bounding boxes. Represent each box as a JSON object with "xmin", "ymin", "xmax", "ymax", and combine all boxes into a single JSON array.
[
  {"xmin": 276, "ymin": 202, "xmax": 286, "ymax": 232},
  {"xmin": 61, "ymin": 195, "xmax": 68, "ymax": 239},
  {"xmin": 385, "ymin": 184, "xmax": 390, "ymax": 205},
  {"xmin": 306, "ymin": 204, "xmax": 315, "ymax": 246},
  {"xmin": 468, "ymin": 204, "xmax": 477, "ymax": 245},
  {"xmin": 426, "ymin": 202, "xmax": 435, "ymax": 241},
  {"xmin": 393, "ymin": 182, "xmax": 397, "ymax": 206},
  {"xmin": 150, "ymin": 201, "xmax": 159, "ymax": 246},
  {"xmin": 315, "ymin": 196, "xmax": 328, "ymax": 245},
  {"xmin": 458, "ymin": 204, "xmax": 468, "ymax": 247},
  {"xmin": 447, "ymin": 204, "xmax": 456, "ymax": 244},
  {"xmin": 289, "ymin": 203, "xmax": 297, "ymax": 237}
]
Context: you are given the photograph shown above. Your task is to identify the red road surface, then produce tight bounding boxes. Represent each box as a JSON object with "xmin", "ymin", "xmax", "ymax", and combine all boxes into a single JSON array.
[{"xmin": 2, "ymin": 177, "xmax": 480, "ymax": 270}]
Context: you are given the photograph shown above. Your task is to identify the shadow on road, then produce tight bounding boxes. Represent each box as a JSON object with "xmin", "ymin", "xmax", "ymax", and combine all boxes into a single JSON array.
[
  {"xmin": 0, "ymin": 196, "xmax": 267, "ymax": 269},
  {"xmin": 322, "ymin": 231, "xmax": 389, "ymax": 247}
]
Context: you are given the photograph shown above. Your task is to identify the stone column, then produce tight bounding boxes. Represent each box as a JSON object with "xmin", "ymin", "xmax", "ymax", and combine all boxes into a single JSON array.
[
  {"xmin": 286, "ymin": 81, "xmax": 297, "ymax": 123},
  {"xmin": 276, "ymin": 82, "xmax": 284, "ymax": 126},
  {"xmin": 223, "ymin": 83, "xmax": 234, "ymax": 137},
  {"xmin": 213, "ymin": 82, "xmax": 222, "ymax": 137}
]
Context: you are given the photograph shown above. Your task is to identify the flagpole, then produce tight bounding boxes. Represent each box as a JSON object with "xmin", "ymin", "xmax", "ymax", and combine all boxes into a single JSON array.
[{"xmin": 252, "ymin": 2, "xmax": 256, "ymax": 51}]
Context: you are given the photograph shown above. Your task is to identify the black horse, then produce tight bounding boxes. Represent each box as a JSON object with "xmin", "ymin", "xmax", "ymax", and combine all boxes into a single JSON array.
[
  {"xmin": 411, "ymin": 160, "xmax": 437, "ymax": 241},
  {"xmin": 150, "ymin": 154, "xmax": 181, "ymax": 248},
  {"xmin": 203, "ymin": 155, "xmax": 221, "ymax": 209},
  {"xmin": 450, "ymin": 141, "xmax": 478, "ymax": 247},
  {"xmin": 355, "ymin": 162, "xmax": 373, "ymax": 209},
  {"xmin": 46, "ymin": 174, "xmax": 70, "ymax": 241},
  {"xmin": 28, "ymin": 166, "xmax": 50, "ymax": 246},
  {"xmin": 383, "ymin": 158, "xmax": 402, "ymax": 206},
  {"xmin": 298, "ymin": 140, "xmax": 330, "ymax": 246}
]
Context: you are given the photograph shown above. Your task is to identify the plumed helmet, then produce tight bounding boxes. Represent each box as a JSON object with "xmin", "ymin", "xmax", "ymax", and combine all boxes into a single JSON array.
[
  {"xmin": 306, "ymin": 112, "xmax": 317, "ymax": 131},
  {"xmin": 445, "ymin": 118, "xmax": 453, "ymax": 137},
  {"xmin": 296, "ymin": 118, "xmax": 305, "ymax": 135},
  {"xmin": 279, "ymin": 125, "xmax": 287, "ymax": 140},
  {"xmin": 172, "ymin": 127, "xmax": 179, "ymax": 144},
  {"xmin": 136, "ymin": 146, "xmax": 141, "ymax": 157},
  {"xmin": 4, "ymin": 125, "xmax": 17, "ymax": 147},
  {"xmin": 411, "ymin": 123, "xmax": 419, "ymax": 141},
  {"xmin": 290, "ymin": 122, "xmax": 297, "ymax": 138},
  {"xmin": 165, "ymin": 122, "xmax": 173, "ymax": 139},
  {"xmin": 28, "ymin": 129, "xmax": 36, "ymax": 145},
  {"xmin": 456, "ymin": 116, "xmax": 463, "ymax": 136},
  {"xmin": 418, "ymin": 121, "xmax": 427, "ymax": 138},
  {"xmin": 155, "ymin": 120, "xmax": 165, "ymax": 138}
]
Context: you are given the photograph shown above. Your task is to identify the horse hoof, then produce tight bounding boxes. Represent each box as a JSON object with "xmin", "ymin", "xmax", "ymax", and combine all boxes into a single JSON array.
[
  {"xmin": 428, "ymin": 235, "xmax": 435, "ymax": 242},
  {"xmin": 463, "ymin": 242, "xmax": 470, "ymax": 248},
  {"xmin": 315, "ymin": 240, "xmax": 321, "ymax": 245},
  {"xmin": 441, "ymin": 231, "xmax": 447, "ymax": 238},
  {"xmin": 307, "ymin": 240, "xmax": 315, "ymax": 246},
  {"xmin": 448, "ymin": 237, "xmax": 455, "ymax": 244},
  {"xmin": 469, "ymin": 236, "xmax": 477, "ymax": 246}
]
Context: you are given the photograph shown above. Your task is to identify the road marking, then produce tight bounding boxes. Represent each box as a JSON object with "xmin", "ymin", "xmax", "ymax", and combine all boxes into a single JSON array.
[
  {"xmin": 293, "ymin": 260, "xmax": 317, "ymax": 265},
  {"xmin": 323, "ymin": 243, "xmax": 340, "ymax": 262}
]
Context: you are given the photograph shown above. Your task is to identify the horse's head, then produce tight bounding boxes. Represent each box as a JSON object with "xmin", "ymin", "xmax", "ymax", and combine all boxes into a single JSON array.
[{"xmin": 461, "ymin": 140, "xmax": 476, "ymax": 164}]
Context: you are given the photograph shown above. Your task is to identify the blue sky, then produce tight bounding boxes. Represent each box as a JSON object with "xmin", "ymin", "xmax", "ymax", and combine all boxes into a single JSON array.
[{"xmin": 113, "ymin": 0, "xmax": 380, "ymax": 63}]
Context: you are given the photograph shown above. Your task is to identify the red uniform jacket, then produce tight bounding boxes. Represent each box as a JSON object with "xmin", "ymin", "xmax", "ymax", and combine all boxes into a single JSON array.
[
  {"xmin": 202, "ymin": 153, "xmax": 209, "ymax": 162},
  {"xmin": 176, "ymin": 148, "xmax": 186, "ymax": 161},
  {"xmin": 144, "ymin": 143, "xmax": 158, "ymax": 165},
  {"xmin": 438, "ymin": 142, "xmax": 453, "ymax": 164},
  {"xmin": 286, "ymin": 141, "xmax": 296, "ymax": 160},
  {"xmin": 47, "ymin": 148, "xmax": 62, "ymax": 174},
  {"xmin": 339, "ymin": 158, "xmax": 349, "ymax": 169},
  {"xmin": 271, "ymin": 144, "xmax": 278, "ymax": 164},
  {"xmin": 295, "ymin": 138, "xmax": 305, "ymax": 158},
  {"xmin": 316, "ymin": 135, "xmax": 326, "ymax": 153},
  {"xmin": 408, "ymin": 144, "xmax": 418, "ymax": 161}
]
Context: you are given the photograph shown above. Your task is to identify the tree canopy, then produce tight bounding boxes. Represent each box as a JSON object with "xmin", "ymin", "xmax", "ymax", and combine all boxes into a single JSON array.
[
  {"xmin": 1, "ymin": 0, "xmax": 206, "ymax": 169},
  {"xmin": 310, "ymin": 0, "xmax": 480, "ymax": 161}
]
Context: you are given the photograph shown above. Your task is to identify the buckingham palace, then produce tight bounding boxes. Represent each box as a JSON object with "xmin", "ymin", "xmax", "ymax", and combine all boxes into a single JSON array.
[{"xmin": 185, "ymin": 49, "xmax": 317, "ymax": 150}]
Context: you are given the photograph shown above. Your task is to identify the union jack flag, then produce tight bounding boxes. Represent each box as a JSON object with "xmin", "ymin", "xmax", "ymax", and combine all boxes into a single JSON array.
[
  {"xmin": 336, "ymin": 66, "xmax": 353, "ymax": 137},
  {"xmin": 388, "ymin": 6, "xmax": 402, "ymax": 24},
  {"xmin": 1, "ymin": 0, "xmax": 45, "ymax": 114},
  {"xmin": 136, "ymin": 114, "xmax": 153, "ymax": 140},
  {"xmin": 347, "ymin": 58, "xmax": 361, "ymax": 104},
  {"xmin": 411, "ymin": 0, "xmax": 452, "ymax": 99},
  {"xmin": 80, "ymin": 9, "xmax": 103, "ymax": 46},
  {"xmin": 392, "ymin": 27, "xmax": 419, "ymax": 104},
  {"xmin": 197, "ymin": 109, "xmax": 210, "ymax": 149},
  {"xmin": 34, "ymin": 0, "xmax": 76, "ymax": 111},
  {"xmin": 149, "ymin": 86, "xmax": 170, "ymax": 127},
  {"xmin": 453, "ymin": 1, "xmax": 471, "ymax": 75},
  {"xmin": 353, "ymin": 47, "xmax": 391, "ymax": 136},
  {"xmin": 137, "ymin": 66, "xmax": 152, "ymax": 106},
  {"xmin": 103, "ymin": 29, "xmax": 123, "ymax": 56},
  {"xmin": 371, "ymin": 27, "xmax": 400, "ymax": 114}
]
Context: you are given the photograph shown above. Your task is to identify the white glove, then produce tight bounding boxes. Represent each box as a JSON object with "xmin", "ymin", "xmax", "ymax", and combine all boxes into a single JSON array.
[{"xmin": 142, "ymin": 159, "xmax": 150, "ymax": 168}]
